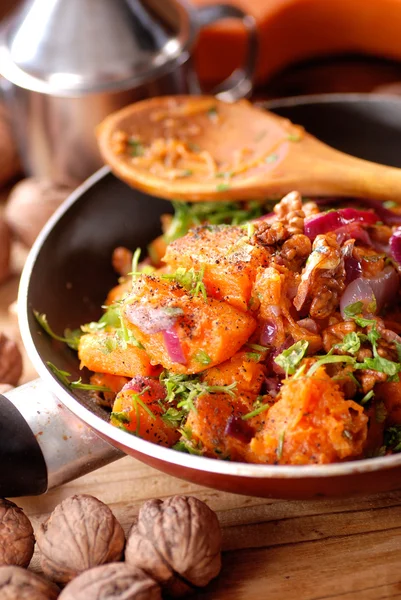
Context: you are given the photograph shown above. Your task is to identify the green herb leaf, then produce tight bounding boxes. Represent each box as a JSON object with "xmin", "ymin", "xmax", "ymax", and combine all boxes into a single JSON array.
[
  {"xmin": 110, "ymin": 411, "xmax": 130, "ymax": 424},
  {"xmin": 128, "ymin": 138, "xmax": 144, "ymax": 157},
  {"xmin": 334, "ymin": 332, "xmax": 361, "ymax": 355},
  {"xmin": 194, "ymin": 350, "xmax": 212, "ymax": 366},
  {"xmin": 34, "ymin": 311, "xmax": 82, "ymax": 350},
  {"xmin": 274, "ymin": 340, "xmax": 309, "ymax": 377},
  {"xmin": 242, "ymin": 402, "xmax": 271, "ymax": 420},
  {"xmin": 265, "ymin": 153, "xmax": 278, "ymax": 163},
  {"xmin": 375, "ymin": 400, "xmax": 387, "ymax": 424},
  {"xmin": 162, "ymin": 267, "xmax": 206, "ymax": 299},
  {"xmin": 216, "ymin": 183, "xmax": 230, "ymax": 192},
  {"xmin": 307, "ymin": 354, "xmax": 356, "ymax": 377},
  {"xmin": 383, "ymin": 425, "xmax": 401, "ymax": 452},
  {"xmin": 47, "ymin": 362, "xmax": 111, "ymax": 392},
  {"xmin": 344, "ymin": 301, "xmax": 364, "ymax": 318},
  {"xmin": 360, "ymin": 389, "xmax": 374, "ymax": 405}
]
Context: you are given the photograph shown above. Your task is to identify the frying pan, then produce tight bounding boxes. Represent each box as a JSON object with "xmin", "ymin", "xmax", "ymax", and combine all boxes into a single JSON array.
[{"xmin": 3, "ymin": 94, "xmax": 401, "ymax": 500}]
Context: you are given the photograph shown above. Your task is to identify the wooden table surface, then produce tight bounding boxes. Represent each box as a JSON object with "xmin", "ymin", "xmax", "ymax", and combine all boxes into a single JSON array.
[{"xmin": 2, "ymin": 202, "xmax": 401, "ymax": 600}]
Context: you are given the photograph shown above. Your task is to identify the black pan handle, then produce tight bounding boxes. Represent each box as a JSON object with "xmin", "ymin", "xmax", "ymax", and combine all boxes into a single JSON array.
[{"xmin": 0, "ymin": 379, "xmax": 122, "ymax": 497}]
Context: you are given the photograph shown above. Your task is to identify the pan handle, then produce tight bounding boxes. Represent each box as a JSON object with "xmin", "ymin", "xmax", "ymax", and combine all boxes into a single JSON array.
[{"xmin": 0, "ymin": 379, "xmax": 122, "ymax": 497}]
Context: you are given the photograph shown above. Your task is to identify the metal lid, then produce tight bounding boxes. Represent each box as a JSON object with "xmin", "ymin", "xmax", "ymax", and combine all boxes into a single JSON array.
[{"xmin": 0, "ymin": 0, "xmax": 196, "ymax": 96}]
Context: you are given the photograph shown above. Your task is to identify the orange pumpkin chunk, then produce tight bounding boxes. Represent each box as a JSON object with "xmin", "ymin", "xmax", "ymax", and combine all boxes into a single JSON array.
[
  {"xmin": 248, "ymin": 366, "xmax": 368, "ymax": 465},
  {"xmin": 121, "ymin": 275, "xmax": 257, "ymax": 374},
  {"xmin": 163, "ymin": 224, "xmax": 270, "ymax": 311},
  {"xmin": 78, "ymin": 331, "xmax": 159, "ymax": 378}
]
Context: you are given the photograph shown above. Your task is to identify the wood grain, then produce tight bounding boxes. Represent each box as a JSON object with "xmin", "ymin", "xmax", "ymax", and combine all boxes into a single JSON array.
[{"xmin": 1, "ymin": 200, "xmax": 401, "ymax": 600}]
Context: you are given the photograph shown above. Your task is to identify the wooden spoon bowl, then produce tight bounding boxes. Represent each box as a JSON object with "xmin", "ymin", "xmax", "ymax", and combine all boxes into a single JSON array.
[{"xmin": 97, "ymin": 95, "xmax": 401, "ymax": 203}]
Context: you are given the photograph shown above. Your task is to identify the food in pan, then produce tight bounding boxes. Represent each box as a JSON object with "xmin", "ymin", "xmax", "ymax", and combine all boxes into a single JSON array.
[{"xmin": 38, "ymin": 193, "xmax": 401, "ymax": 465}]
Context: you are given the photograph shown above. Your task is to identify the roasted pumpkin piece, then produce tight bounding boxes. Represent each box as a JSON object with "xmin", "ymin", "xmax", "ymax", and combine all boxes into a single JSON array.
[
  {"xmin": 248, "ymin": 366, "xmax": 368, "ymax": 465},
  {"xmin": 185, "ymin": 392, "xmax": 256, "ymax": 460},
  {"xmin": 111, "ymin": 376, "xmax": 179, "ymax": 446},
  {"xmin": 121, "ymin": 274, "xmax": 257, "ymax": 374},
  {"xmin": 163, "ymin": 224, "xmax": 270, "ymax": 311},
  {"xmin": 78, "ymin": 331, "xmax": 160, "ymax": 378},
  {"xmin": 89, "ymin": 372, "xmax": 130, "ymax": 407},
  {"xmin": 106, "ymin": 279, "xmax": 132, "ymax": 305},
  {"xmin": 202, "ymin": 349, "xmax": 267, "ymax": 396}
]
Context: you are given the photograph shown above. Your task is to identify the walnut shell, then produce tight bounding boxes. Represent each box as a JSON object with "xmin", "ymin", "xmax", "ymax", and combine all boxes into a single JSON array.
[
  {"xmin": 59, "ymin": 563, "xmax": 161, "ymax": 600},
  {"xmin": 36, "ymin": 494, "xmax": 125, "ymax": 584},
  {"xmin": 0, "ymin": 565, "xmax": 59, "ymax": 600},
  {"xmin": 0, "ymin": 499, "xmax": 35, "ymax": 568},
  {"xmin": 125, "ymin": 496, "xmax": 222, "ymax": 597},
  {"xmin": 0, "ymin": 103, "xmax": 20, "ymax": 189},
  {"xmin": 5, "ymin": 178, "xmax": 73, "ymax": 247},
  {"xmin": 0, "ymin": 217, "xmax": 11, "ymax": 285},
  {"xmin": 0, "ymin": 333, "xmax": 23, "ymax": 386}
]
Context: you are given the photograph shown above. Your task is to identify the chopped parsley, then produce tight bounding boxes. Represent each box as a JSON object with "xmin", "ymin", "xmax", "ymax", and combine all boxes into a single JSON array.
[
  {"xmin": 333, "ymin": 332, "xmax": 361, "ymax": 355},
  {"xmin": 216, "ymin": 182, "xmax": 231, "ymax": 192},
  {"xmin": 34, "ymin": 311, "xmax": 82, "ymax": 350},
  {"xmin": 127, "ymin": 138, "xmax": 144, "ymax": 157},
  {"xmin": 47, "ymin": 362, "xmax": 111, "ymax": 392},
  {"xmin": 265, "ymin": 153, "xmax": 278, "ymax": 163},
  {"xmin": 274, "ymin": 340, "xmax": 309, "ymax": 377},
  {"xmin": 194, "ymin": 350, "xmax": 212, "ymax": 366},
  {"xmin": 162, "ymin": 267, "xmax": 207, "ymax": 300}
]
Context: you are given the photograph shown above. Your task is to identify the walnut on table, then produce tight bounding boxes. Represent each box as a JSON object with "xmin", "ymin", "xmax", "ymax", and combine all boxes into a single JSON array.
[
  {"xmin": 0, "ymin": 499, "xmax": 35, "ymax": 568},
  {"xmin": 125, "ymin": 495, "xmax": 222, "ymax": 597},
  {"xmin": 36, "ymin": 494, "xmax": 125, "ymax": 584},
  {"xmin": 0, "ymin": 333, "xmax": 23, "ymax": 387},
  {"xmin": 0, "ymin": 565, "xmax": 59, "ymax": 600},
  {"xmin": 59, "ymin": 563, "xmax": 161, "ymax": 600},
  {"xmin": 5, "ymin": 177, "xmax": 73, "ymax": 248}
]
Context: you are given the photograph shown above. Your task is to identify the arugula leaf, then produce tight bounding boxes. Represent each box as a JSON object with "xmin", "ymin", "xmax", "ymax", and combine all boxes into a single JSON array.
[{"xmin": 274, "ymin": 340, "xmax": 309, "ymax": 377}]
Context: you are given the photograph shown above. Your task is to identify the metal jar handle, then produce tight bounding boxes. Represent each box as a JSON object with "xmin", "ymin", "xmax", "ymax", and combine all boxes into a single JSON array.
[{"xmin": 195, "ymin": 4, "xmax": 258, "ymax": 102}]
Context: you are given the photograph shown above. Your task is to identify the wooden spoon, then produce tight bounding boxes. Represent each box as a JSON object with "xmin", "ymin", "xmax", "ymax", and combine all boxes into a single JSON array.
[{"xmin": 97, "ymin": 95, "xmax": 401, "ymax": 203}]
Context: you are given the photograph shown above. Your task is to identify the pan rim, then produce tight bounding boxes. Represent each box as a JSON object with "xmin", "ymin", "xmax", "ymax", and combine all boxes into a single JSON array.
[{"xmin": 18, "ymin": 93, "xmax": 401, "ymax": 481}]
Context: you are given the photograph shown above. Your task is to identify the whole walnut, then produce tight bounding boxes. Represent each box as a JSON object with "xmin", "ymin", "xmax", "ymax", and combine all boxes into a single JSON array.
[
  {"xmin": 5, "ymin": 177, "xmax": 73, "ymax": 247},
  {"xmin": 36, "ymin": 494, "xmax": 125, "ymax": 584},
  {"xmin": 125, "ymin": 495, "xmax": 222, "ymax": 597},
  {"xmin": 0, "ymin": 217, "xmax": 11, "ymax": 285},
  {"xmin": 0, "ymin": 565, "xmax": 59, "ymax": 600},
  {"xmin": 0, "ymin": 103, "xmax": 20, "ymax": 189},
  {"xmin": 59, "ymin": 562, "xmax": 161, "ymax": 600},
  {"xmin": 0, "ymin": 333, "xmax": 23, "ymax": 386},
  {"xmin": 0, "ymin": 499, "xmax": 35, "ymax": 568}
]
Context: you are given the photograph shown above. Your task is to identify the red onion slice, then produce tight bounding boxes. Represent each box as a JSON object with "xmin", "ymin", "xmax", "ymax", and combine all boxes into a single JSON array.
[
  {"xmin": 122, "ymin": 376, "xmax": 166, "ymax": 400},
  {"xmin": 125, "ymin": 304, "xmax": 182, "ymax": 334},
  {"xmin": 260, "ymin": 320, "xmax": 278, "ymax": 345},
  {"xmin": 344, "ymin": 255, "xmax": 363, "ymax": 284},
  {"xmin": 314, "ymin": 197, "xmax": 401, "ymax": 226},
  {"xmin": 340, "ymin": 267, "xmax": 399, "ymax": 318},
  {"xmin": 225, "ymin": 416, "xmax": 254, "ymax": 443},
  {"xmin": 340, "ymin": 278, "xmax": 376, "ymax": 318},
  {"xmin": 390, "ymin": 228, "xmax": 401, "ymax": 264},
  {"xmin": 163, "ymin": 328, "xmax": 186, "ymax": 364},
  {"xmin": 367, "ymin": 266, "xmax": 399, "ymax": 312},
  {"xmin": 305, "ymin": 208, "xmax": 378, "ymax": 241}
]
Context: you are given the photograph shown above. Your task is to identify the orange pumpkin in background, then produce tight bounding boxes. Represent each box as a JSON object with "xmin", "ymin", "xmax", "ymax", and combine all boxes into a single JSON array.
[{"xmin": 191, "ymin": 0, "xmax": 401, "ymax": 87}]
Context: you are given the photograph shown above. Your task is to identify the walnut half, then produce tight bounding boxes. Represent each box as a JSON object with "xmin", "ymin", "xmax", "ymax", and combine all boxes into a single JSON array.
[
  {"xmin": 36, "ymin": 494, "xmax": 125, "ymax": 584},
  {"xmin": 125, "ymin": 495, "xmax": 222, "ymax": 597},
  {"xmin": 59, "ymin": 563, "xmax": 161, "ymax": 600},
  {"xmin": 0, "ymin": 499, "xmax": 35, "ymax": 568},
  {"xmin": 0, "ymin": 565, "xmax": 59, "ymax": 600}
]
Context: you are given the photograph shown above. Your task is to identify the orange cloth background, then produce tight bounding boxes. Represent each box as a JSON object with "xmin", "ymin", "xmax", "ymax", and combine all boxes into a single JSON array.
[{"xmin": 191, "ymin": 0, "xmax": 401, "ymax": 86}]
